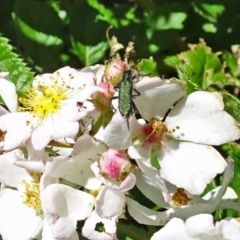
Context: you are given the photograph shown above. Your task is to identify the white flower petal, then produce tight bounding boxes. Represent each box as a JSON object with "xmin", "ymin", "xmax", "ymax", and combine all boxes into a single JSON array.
[
  {"xmin": 151, "ymin": 218, "xmax": 190, "ymax": 240},
  {"xmin": 0, "ymin": 150, "xmax": 33, "ymax": 187},
  {"xmin": 204, "ymin": 157, "xmax": 234, "ymax": 205},
  {"xmin": 71, "ymin": 135, "xmax": 106, "ymax": 189},
  {"xmin": 96, "ymin": 187, "xmax": 125, "ymax": 218},
  {"xmin": 166, "ymin": 91, "xmax": 240, "ymax": 145},
  {"xmin": 0, "ymin": 112, "xmax": 32, "ymax": 150},
  {"xmin": 134, "ymin": 170, "xmax": 171, "ymax": 208},
  {"xmin": 126, "ymin": 197, "xmax": 168, "ymax": 226},
  {"xmin": 218, "ymin": 218, "xmax": 240, "ymax": 240},
  {"xmin": 14, "ymin": 160, "xmax": 45, "ymax": 173},
  {"xmin": 0, "ymin": 190, "xmax": 42, "ymax": 240},
  {"xmin": 134, "ymin": 77, "xmax": 186, "ymax": 121},
  {"xmin": 128, "ymin": 144, "xmax": 151, "ymax": 160},
  {"xmin": 31, "ymin": 131, "xmax": 51, "ymax": 150},
  {"xmin": 31, "ymin": 120, "xmax": 79, "ymax": 150},
  {"xmin": 159, "ymin": 140, "xmax": 226, "ymax": 195},
  {"xmin": 0, "ymin": 105, "xmax": 9, "ymax": 116},
  {"xmin": 81, "ymin": 64, "xmax": 105, "ymax": 84},
  {"xmin": 41, "ymin": 184, "xmax": 94, "ymax": 239},
  {"xmin": 104, "ymin": 112, "xmax": 131, "ymax": 150},
  {"xmin": 41, "ymin": 184, "xmax": 94, "ymax": 221},
  {"xmin": 185, "ymin": 214, "xmax": 220, "ymax": 237},
  {"xmin": 42, "ymin": 219, "xmax": 79, "ymax": 240},
  {"xmin": 116, "ymin": 173, "xmax": 136, "ymax": 191},
  {"xmin": 164, "ymin": 203, "xmax": 216, "ymax": 224},
  {"xmin": 0, "ymin": 73, "xmax": 18, "ymax": 112},
  {"xmin": 82, "ymin": 211, "xmax": 117, "ymax": 240}
]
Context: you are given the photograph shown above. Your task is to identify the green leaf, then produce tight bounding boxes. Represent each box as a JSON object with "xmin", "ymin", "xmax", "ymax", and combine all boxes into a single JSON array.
[
  {"xmin": 0, "ymin": 36, "xmax": 34, "ymax": 91},
  {"xmin": 229, "ymin": 147, "xmax": 240, "ymax": 198},
  {"xmin": 193, "ymin": 3, "xmax": 225, "ymax": 23},
  {"xmin": 136, "ymin": 58, "xmax": 158, "ymax": 76},
  {"xmin": 176, "ymin": 39, "xmax": 226, "ymax": 93},
  {"xmin": 145, "ymin": 3, "xmax": 188, "ymax": 30},
  {"xmin": 71, "ymin": 39, "xmax": 108, "ymax": 66},
  {"xmin": 87, "ymin": 0, "xmax": 119, "ymax": 27},
  {"xmin": 223, "ymin": 93, "xmax": 240, "ymax": 125},
  {"xmin": 222, "ymin": 51, "xmax": 239, "ymax": 77}
]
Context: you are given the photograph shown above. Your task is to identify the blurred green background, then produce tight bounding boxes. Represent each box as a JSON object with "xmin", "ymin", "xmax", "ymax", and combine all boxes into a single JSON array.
[{"xmin": 1, "ymin": 0, "xmax": 240, "ymax": 75}]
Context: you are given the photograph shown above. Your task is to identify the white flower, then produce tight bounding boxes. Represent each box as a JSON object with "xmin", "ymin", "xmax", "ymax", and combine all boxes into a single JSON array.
[
  {"xmin": 103, "ymin": 76, "xmax": 238, "ymax": 194},
  {"xmin": 151, "ymin": 214, "xmax": 240, "ymax": 240},
  {"xmin": 0, "ymin": 66, "xmax": 101, "ymax": 150},
  {"xmin": 127, "ymin": 77, "xmax": 240, "ymax": 194},
  {"xmin": 0, "ymin": 149, "xmax": 43, "ymax": 240}
]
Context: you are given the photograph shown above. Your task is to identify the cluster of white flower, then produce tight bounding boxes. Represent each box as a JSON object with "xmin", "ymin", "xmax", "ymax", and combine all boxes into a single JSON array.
[{"xmin": 0, "ymin": 62, "xmax": 240, "ymax": 240}]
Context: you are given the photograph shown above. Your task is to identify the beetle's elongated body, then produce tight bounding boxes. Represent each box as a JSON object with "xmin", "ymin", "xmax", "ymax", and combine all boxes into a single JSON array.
[{"xmin": 116, "ymin": 70, "xmax": 140, "ymax": 128}]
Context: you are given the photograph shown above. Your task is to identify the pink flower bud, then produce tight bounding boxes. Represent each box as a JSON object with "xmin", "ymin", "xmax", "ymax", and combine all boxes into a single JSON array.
[
  {"xmin": 105, "ymin": 60, "xmax": 128, "ymax": 86},
  {"xmin": 99, "ymin": 149, "xmax": 133, "ymax": 181}
]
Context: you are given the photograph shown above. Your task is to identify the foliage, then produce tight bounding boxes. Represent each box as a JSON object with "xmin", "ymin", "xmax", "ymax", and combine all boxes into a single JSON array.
[{"xmin": 0, "ymin": 36, "xmax": 34, "ymax": 91}]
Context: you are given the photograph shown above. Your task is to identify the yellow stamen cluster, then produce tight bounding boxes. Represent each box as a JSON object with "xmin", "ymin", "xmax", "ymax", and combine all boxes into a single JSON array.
[
  {"xmin": 171, "ymin": 188, "xmax": 191, "ymax": 207},
  {"xmin": 18, "ymin": 72, "xmax": 75, "ymax": 120},
  {"xmin": 22, "ymin": 173, "xmax": 42, "ymax": 217},
  {"xmin": 19, "ymin": 83, "xmax": 67, "ymax": 118}
]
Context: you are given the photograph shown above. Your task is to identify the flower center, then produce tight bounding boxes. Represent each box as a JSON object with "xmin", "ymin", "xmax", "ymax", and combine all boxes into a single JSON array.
[
  {"xmin": 171, "ymin": 188, "xmax": 191, "ymax": 207},
  {"xmin": 22, "ymin": 173, "xmax": 42, "ymax": 216},
  {"xmin": 18, "ymin": 74, "xmax": 71, "ymax": 119},
  {"xmin": 142, "ymin": 118, "xmax": 167, "ymax": 144}
]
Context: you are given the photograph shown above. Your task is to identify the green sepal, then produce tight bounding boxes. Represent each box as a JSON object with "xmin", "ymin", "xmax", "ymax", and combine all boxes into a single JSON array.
[{"xmin": 150, "ymin": 145, "xmax": 160, "ymax": 169}]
